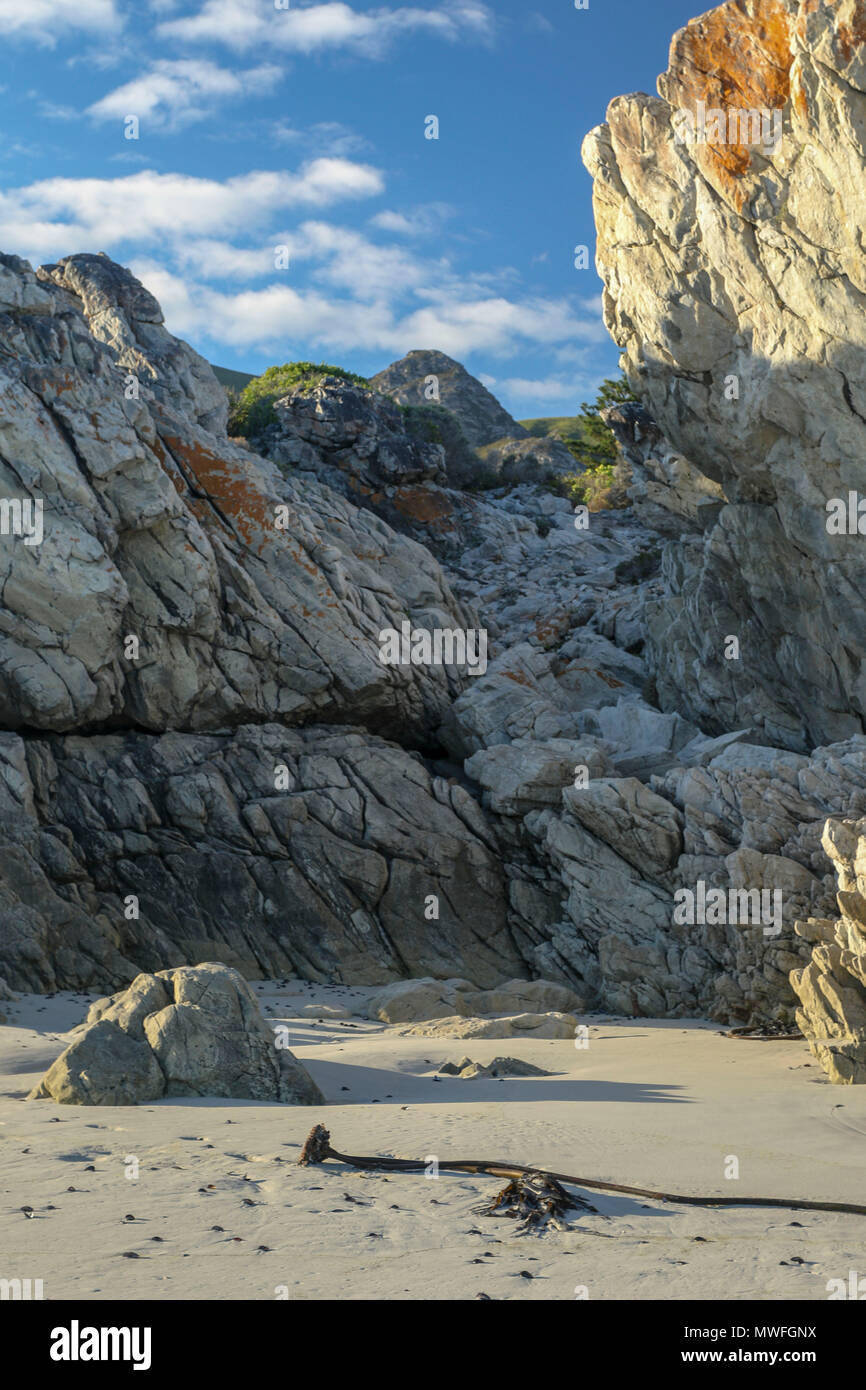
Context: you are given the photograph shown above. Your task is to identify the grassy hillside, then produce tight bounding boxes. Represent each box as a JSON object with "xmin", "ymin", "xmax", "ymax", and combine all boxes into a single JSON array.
[
  {"xmin": 520, "ymin": 416, "xmax": 590, "ymax": 462},
  {"xmin": 520, "ymin": 415, "xmax": 584, "ymax": 440},
  {"xmin": 212, "ymin": 365, "xmax": 255, "ymax": 392}
]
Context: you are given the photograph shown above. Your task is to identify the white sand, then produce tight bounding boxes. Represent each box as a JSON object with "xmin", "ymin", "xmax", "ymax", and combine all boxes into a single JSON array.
[{"xmin": 2, "ymin": 981, "xmax": 865, "ymax": 1302}]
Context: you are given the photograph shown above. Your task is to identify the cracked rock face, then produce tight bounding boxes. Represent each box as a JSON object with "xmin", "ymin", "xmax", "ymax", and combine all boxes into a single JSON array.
[
  {"xmin": 791, "ymin": 818, "xmax": 866, "ymax": 1083},
  {"xmin": 0, "ymin": 724, "xmax": 526, "ymax": 993},
  {"xmin": 28, "ymin": 962, "xmax": 323, "ymax": 1105},
  {"xmin": 0, "ymin": 252, "xmax": 471, "ymax": 741},
  {"xmin": 5, "ymin": 98, "xmax": 866, "ymax": 1070},
  {"xmin": 582, "ymin": 0, "xmax": 866, "ymax": 751}
]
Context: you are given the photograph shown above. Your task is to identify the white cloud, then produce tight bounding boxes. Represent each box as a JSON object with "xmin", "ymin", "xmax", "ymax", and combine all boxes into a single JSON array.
[
  {"xmin": 0, "ymin": 162, "xmax": 385, "ymax": 258},
  {"xmin": 272, "ymin": 120, "xmax": 370, "ymax": 158},
  {"xmin": 497, "ymin": 376, "xmax": 583, "ymax": 402},
  {"xmin": 0, "ymin": 159, "xmax": 603, "ymax": 373},
  {"xmin": 88, "ymin": 59, "xmax": 282, "ymax": 129},
  {"xmin": 0, "ymin": 0, "xmax": 120, "ymax": 44},
  {"xmin": 126, "ymin": 257, "xmax": 604, "ymax": 362},
  {"xmin": 158, "ymin": 0, "xmax": 493, "ymax": 56},
  {"xmin": 369, "ymin": 203, "xmax": 453, "ymax": 237}
]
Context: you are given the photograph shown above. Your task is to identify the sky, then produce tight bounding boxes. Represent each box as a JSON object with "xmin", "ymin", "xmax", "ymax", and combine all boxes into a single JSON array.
[{"xmin": 0, "ymin": 0, "xmax": 701, "ymax": 419}]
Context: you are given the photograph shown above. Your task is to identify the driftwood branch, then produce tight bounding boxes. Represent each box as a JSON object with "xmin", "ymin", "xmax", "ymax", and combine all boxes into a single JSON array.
[{"xmin": 299, "ymin": 1124, "xmax": 866, "ymax": 1218}]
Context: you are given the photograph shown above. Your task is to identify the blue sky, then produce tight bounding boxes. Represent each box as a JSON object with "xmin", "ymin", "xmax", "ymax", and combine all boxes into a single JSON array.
[{"xmin": 0, "ymin": 0, "xmax": 700, "ymax": 418}]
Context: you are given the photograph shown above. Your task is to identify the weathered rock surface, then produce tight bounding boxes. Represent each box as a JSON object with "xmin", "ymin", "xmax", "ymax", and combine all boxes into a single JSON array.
[
  {"xmin": 268, "ymin": 375, "xmax": 448, "ymax": 491},
  {"xmin": 365, "ymin": 975, "xmax": 584, "ymax": 1023},
  {"xmin": 583, "ymin": 0, "xmax": 866, "ymax": 751},
  {"xmin": 395, "ymin": 1011, "xmax": 579, "ymax": 1040},
  {"xmin": 0, "ymin": 253, "xmax": 472, "ymax": 741},
  {"xmin": 0, "ymin": 724, "xmax": 526, "ymax": 993},
  {"xmin": 438, "ymin": 1055, "xmax": 551, "ymax": 1079},
  {"xmin": 791, "ymin": 819, "xmax": 866, "ymax": 1083},
  {"xmin": 28, "ymin": 962, "xmax": 323, "ymax": 1104},
  {"xmin": 603, "ymin": 403, "xmax": 725, "ymax": 536},
  {"xmin": 372, "ymin": 350, "xmax": 530, "ymax": 451},
  {"xmin": 372, "ymin": 349, "xmax": 576, "ymax": 479}
]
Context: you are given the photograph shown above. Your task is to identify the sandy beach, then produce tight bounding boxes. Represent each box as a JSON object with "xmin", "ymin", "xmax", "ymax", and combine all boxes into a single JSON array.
[{"xmin": 2, "ymin": 982, "xmax": 864, "ymax": 1302}]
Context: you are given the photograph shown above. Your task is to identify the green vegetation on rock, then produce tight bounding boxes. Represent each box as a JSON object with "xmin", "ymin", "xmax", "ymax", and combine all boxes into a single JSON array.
[
  {"xmin": 228, "ymin": 361, "xmax": 370, "ymax": 437},
  {"xmin": 520, "ymin": 374, "xmax": 638, "ymax": 469},
  {"xmin": 522, "ymin": 374, "xmax": 638, "ymax": 510}
]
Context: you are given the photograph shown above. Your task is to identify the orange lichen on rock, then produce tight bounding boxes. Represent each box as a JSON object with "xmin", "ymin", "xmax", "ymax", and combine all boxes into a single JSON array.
[
  {"xmin": 162, "ymin": 433, "xmax": 278, "ymax": 552},
  {"xmin": 534, "ymin": 613, "xmax": 572, "ymax": 649},
  {"xmin": 836, "ymin": 0, "xmax": 866, "ymax": 62},
  {"xmin": 660, "ymin": 0, "xmax": 795, "ymax": 193}
]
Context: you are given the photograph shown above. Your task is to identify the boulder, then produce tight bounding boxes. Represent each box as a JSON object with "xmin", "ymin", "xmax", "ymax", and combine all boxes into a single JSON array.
[
  {"xmin": 365, "ymin": 977, "xmax": 475, "ymax": 1024},
  {"xmin": 466, "ymin": 739, "xmax": 614, "ymax": 816},
  {"xmin": 365, "ymin": 976, "xmax": 584, "ymax": 1024},
  {"xmin": 28, "ymin": 963, "xmax": 324, "ymax": 1105},
  {"xmin": 395, "ymin": 1011, "xmax": 578, "ymax": 1040},
  {"xmin": 438, "ymin": 1055, "xmax": 551, "ymax": 1079}
]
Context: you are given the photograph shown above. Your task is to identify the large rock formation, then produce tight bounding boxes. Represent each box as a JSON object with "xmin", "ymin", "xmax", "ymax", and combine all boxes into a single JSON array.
[
  {"xmin": 372, "ymin": 350, "xmax": 529, "ymax": 450},
  {"xmin": 0, "ymin": 253, "xmax": 471, "ymax": 743},
  {"xmin": 5, "ymin": 133, "xmax": 866, "ymax": 1070},
  {"xmin": 791, "ymin": 819, "xmax": 866, "ymax": 1083},
  {"xmin": 372, "ymin": 349, "xmax": 576, "ymax": 481},
  {"xmin": 582, "ymin": 0, "xmax": 866, "ymax": 752},
  {"xmin": 28, "ymin": 962, "xmax": 323, "ymax": 1105}
]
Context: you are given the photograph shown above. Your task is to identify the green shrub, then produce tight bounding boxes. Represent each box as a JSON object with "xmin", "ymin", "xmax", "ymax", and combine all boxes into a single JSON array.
[
  {"xmin": 576, "ymin": 376, "xmax": 639, "ymax": 469},
  {"xmin": 520, "ymin": 375, "xmax": 639, "ymax": 470},
  {"xmin": 228, "ymin": 361, "xmax": 370, "ymax": 437},
  {"xmin": 560, "ymin": 463, "xmax": 625, "ymax": 511}
]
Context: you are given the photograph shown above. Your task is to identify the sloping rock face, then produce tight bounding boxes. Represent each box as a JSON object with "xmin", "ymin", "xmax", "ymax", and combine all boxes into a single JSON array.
[
  {"xmin": 0, "ymin": 253, "xmax": 470, "ymax": 742},
  {"xmin": 0, "ymin": 724, "xmax": 527, "ymax": 993},
  {"xmin": 603, "ymin": 403, "xmax": 726, "ymax": 536},
  {"xmin": 0, "ymin": 251, "xmax": 538, "ymax": 998},
  {"xmin": 28, "ymin": 963, "xmax": 323, "ymax": 1105},
  {"xmin": 791, "ymin": 818, "xmax": 866, "ymax": 1083},
  {"xmin": 582, "ymin": 0, "xmax": 866, "ymax": 752},
  {"xmin": 372, "ymin": 350, "xmax": 529, "ymax": 450}
]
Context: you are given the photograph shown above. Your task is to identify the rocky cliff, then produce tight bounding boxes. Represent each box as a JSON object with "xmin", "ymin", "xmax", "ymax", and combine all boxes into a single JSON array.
[
  {"xmin": 583, "ymin": 0, "xmax": 866, "ymax": 753},
  {"xmin": 0, "ymin": 244, "xmax": 861, "ymax": 1049},
  {"xmin": 3, "ymin": 253, "xmax": 470, "ymax": 744},
  {"xmin": 4, "ymin": 0, "xmax": 866, "ymax": 1083}
]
